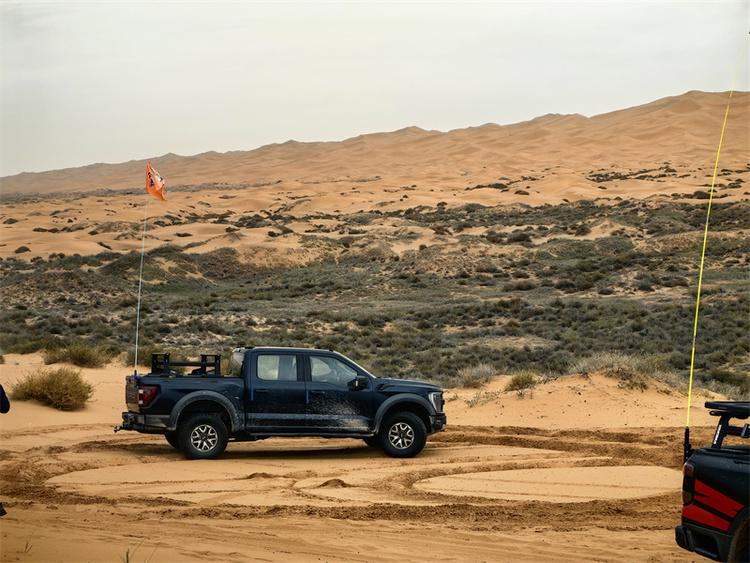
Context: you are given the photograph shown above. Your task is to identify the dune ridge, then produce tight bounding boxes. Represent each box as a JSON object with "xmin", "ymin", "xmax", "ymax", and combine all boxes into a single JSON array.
[{"xmin": 2, "ymin": 91, "xmax": 747, "ymax": 198}]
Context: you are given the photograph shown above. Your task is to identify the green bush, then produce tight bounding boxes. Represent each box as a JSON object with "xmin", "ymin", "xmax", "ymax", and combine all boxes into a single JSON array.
[
  {"xmin": 11, "ymin": 367, "xmax": 95, "ymax": 410},
  {"xmin": 505, "ymin": 371, "xmax": 536, "ymax": 392},
  {"xmin": 43, "ymin": 341, "xmax": 117, "ymax": 368}
]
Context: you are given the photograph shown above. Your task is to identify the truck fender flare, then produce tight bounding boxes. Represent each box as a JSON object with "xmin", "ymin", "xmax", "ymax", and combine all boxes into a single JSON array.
[
  {"xmin": 727, "ymin": 506, "xmax": 749, "ymax": 549},
  {"xmin": 170, "ymin": 391, "xmax": 242, "ymax": 432},
  {"xmin": 373, "ymin": 394, "xmax": 433, "ymax": 433}
]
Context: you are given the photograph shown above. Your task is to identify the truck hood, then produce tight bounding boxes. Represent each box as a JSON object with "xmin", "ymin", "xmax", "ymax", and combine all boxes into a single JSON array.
[{"xmin": 374, "ymin": 378, "xmax": 442, "ymax": 393}]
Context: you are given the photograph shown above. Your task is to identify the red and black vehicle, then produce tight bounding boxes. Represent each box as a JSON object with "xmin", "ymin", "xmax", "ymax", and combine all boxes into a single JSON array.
[{"xmin": 677, "ymin": 401, "xmax": 750, "ymax": 563}]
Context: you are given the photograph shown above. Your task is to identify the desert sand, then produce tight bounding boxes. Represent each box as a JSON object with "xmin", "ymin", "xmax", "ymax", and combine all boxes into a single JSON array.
[
  {"xmin": 0, "ymin": 91, "xmax": 747, "ymax": 562},
  {"xmin": 0, "ymin": 352, "xmax": 726, "ymax": 562}
]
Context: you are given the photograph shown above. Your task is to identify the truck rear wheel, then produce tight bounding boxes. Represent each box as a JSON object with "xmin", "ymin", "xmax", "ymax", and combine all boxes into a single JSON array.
[
  {"xmin": 363, "ymin": 436, "xmax": 380, "ymax": 448},
  {"xmin": 380, "ymin": 411, "xmax": 427, "ymax": 458},
  {"xmin": 178, "ymin": 414, "xmax": 228, "ymax": 460},
  {"xmin": 728, "ymin": 518, "xmax": 749, "ymax": 563},
  {"xmin": 165, "ymin": 431, "xmax": 180, "ymax": 449}
]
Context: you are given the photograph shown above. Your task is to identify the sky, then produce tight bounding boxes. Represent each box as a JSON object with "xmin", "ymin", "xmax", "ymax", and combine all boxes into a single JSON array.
[{"xmin": 1, "ymin": 1, "xmax": 748, "ymax": 177}]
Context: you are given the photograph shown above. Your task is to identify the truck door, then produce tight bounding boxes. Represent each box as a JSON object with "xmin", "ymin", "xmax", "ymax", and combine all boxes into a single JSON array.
[
  {"xmin": 305, "ymin": 354, "xmax": 374, "ymax": 433},
  {"xmin": 246, "ymin": 352, "xmax": 306, "ymax": 433}
]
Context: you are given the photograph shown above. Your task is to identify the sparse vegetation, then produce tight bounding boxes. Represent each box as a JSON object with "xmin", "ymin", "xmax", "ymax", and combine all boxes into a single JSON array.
[
  {"xmin": 1, "ymin": 199, "xmax": 747, "ymax": 398},
  {"xmin": 43, "ymin": 340, "xmax": 119, "ymax": 368},
  {"xmin": 11, "ymin": 366, "xmax": 95, "ymax": 410},
  {"xmin": 454, "ymin": 363, "xmax": 496, "ymax": 388}
]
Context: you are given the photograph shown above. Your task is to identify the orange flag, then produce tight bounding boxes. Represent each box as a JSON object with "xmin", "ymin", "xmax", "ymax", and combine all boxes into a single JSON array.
[{"xmin": 146, "ymin": 161, "xmax": 166, "ymax": 202}]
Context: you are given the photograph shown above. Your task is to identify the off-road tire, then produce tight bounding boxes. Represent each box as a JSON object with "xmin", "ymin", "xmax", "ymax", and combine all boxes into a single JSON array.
[
  {"xmin": 178, "ymin": 414, "xmax": 228, "ymax": 460},
  {"xmin": 165, "ymin": 431, "xmax": 180, "ymax": 449},
  {"xmin": 380, "ymin": 411, "xmax": 427, "ymax": 458},
  {"xmin": 363, "ymin": 436, "xmax": 380, "ymax": 448},
  {"xmin": 728, "ymin": 518, "xmax": 749, "ymax": 563}
]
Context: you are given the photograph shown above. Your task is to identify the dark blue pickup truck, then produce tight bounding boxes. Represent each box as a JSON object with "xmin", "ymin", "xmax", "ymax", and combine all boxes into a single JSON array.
[
  {"xmin": 676, "ymin": 401, "xmax": 749, "ymax": 563},
  {"xmin": 118, "ymin": 347, "xmax": 446, "ymax": 459}
]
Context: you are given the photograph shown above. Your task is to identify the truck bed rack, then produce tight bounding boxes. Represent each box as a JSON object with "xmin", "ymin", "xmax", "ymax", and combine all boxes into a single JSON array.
[
  {"xmin": 705, "ymin": 401, "xmax": 750, "ymax": 449},
  {"xmin": 150, "ymin": 353, "xmax": 221, "ymax": 377}
]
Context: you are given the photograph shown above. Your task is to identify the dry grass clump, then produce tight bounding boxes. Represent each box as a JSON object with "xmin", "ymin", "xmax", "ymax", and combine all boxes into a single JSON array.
[
  {"xmin": 569, "ymin": 352, "xmax": 668, "ymax": 392},
  {"xmin": 455, "ymin": 363, "xmax": 496, "ymax": 388},
  {"xmin": 11, "ymin": 367, "xmax": 95, "ymax": 410},
  {"xmin": 465, "ymin": 390, "xmax": 502, "ymax": 407}
]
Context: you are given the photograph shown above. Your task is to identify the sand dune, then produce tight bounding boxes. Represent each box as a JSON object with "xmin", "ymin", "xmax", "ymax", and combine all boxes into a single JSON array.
[
  {"xmin": 2, "ymin": 91, "xmax": 747, "ymax": 200},
  {"xmin": 3, "ymin": 92, "xmax": 748, "ymax": 262}
]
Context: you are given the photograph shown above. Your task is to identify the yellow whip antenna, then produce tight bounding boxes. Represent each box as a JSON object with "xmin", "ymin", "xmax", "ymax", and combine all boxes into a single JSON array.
[{"xmin": 684, "ymin": 32, "xmax": 749, "ymax": 462}]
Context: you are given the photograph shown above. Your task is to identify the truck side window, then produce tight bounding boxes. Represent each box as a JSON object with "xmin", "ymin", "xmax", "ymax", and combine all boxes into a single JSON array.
[
  {"xmin": 310, "ymin": 356, "xmax": 357, "ymax": 388},
  {"xmin": 257, "ymin": 354, "xmax": 298, "ymax": 381}
]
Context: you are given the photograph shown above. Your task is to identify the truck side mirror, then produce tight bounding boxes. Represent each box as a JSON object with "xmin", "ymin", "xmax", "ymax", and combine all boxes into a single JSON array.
[{"xmin": 349, "ymin": 375, "xmax": 369, "ymax": 390}]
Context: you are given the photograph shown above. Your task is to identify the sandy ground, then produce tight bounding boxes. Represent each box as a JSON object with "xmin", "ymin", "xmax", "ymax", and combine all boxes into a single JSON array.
[{"xmin": 0, "ymin": 354, "xmax": 724, "ymax": 562}]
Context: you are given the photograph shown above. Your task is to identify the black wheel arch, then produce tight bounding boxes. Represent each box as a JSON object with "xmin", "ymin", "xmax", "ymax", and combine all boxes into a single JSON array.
[
  {"xmin": 170, "ymin": 391, "xmax": 240, "ymax": 432},
  {"xmin": 727, "ymin": 508, "xmax": 749, "ymax": 563},
  {"xmin": 374, "ymin": 395, "xmax": 433, "ymax": 434}
]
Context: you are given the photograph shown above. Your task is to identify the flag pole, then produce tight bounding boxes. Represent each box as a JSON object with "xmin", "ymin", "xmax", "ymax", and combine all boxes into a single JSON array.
[
  {"xmin": 133, "ymin": 196, "xmax": 149, "ymax": 385},
  {"xmin": 134, "ymin": 161, "xmax": 166, "ymax": 386}
]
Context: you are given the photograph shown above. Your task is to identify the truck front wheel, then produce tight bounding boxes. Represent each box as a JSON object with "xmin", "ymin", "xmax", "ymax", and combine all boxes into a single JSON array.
[
  {"xmin": 380, "ymin": 411, "xmax": 427, "ymax": 458},
  {"xmin": 178, "ymin": 414, "xmax": 228, "ymax": 460}
]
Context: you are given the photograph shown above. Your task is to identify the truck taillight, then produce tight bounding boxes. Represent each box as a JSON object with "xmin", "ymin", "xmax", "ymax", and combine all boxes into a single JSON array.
[
  {"xmin": 137, "ymin": 386, "xmax": 159, "ymax": 408},
  {"xmin": 681, "ymin": 462, "xmax": 695, "ymax": 505}
]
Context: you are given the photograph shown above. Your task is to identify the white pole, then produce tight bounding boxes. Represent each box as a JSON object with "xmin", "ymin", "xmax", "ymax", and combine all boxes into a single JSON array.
[{"xmin": 134, "ymin": 197, "xmax": 149, "ymax": 381}]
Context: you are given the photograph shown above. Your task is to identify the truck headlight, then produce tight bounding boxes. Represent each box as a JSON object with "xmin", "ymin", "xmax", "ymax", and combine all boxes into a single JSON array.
[{"xmin": 428, "ymin": 391, "xmax": 443, "ymax": 412}]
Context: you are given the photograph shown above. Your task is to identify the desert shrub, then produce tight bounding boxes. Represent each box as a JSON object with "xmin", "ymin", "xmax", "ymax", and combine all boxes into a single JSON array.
[
  {"xmin": 570, "ymin": 352, "xmax": 666, "ymax": 377},
  {"xmin": 706, "ymin": 368, "xmax": 750, "ymax": 397},
  {"xmin": 507, "ymin": 232, "xmax": 531, "ymax": 244},
  {"xmin": 569, "ymin": 352, "xmax": 660, "ymax": 391},
  {"xmin": 11, "ymin": 367, "xmax": 94, "ymax": 410},
  {"xmin": 503, "ymin": 280, "xmax": 536, "ymax": 292},
  {"xmin": 505, "ymin": 371, "xmax": 536, "ymax": 393},
  {"xmin": 43, "ymin": 341, "xmax": 118, "ymax": 368},
  {"xmin": 455, "ymin": 363, "xmax": 496, "ymax": 388}
]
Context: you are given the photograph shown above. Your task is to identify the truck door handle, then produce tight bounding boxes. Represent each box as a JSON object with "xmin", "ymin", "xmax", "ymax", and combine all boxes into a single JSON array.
[
  {"xmin": 255, "ymin": 388, "xmax": 270, "ymax": 394},
  {"xmin": 309, "ymin": 390, "xmax": 325, "ymax": 395}
]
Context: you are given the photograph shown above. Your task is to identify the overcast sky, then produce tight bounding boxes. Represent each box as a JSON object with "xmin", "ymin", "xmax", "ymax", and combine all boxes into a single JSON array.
[{"xmin": 1, "ymin": 1, "xmax": 748, "ymax": 177}]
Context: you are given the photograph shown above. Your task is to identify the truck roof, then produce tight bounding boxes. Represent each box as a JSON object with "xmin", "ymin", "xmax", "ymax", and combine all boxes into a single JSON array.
[{"xmin": 233, "ymin": 346, "xmax": 339, "ymax": 354}]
